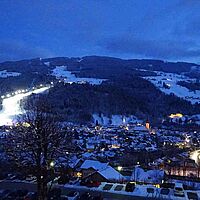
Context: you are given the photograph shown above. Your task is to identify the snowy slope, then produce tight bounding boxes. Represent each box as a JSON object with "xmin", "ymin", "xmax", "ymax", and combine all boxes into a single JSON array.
[
  {"xmin": 52, "ymin": 66, "xmax": 106, "ymax": 85},
  {"xmin": 0, "ymin": 70, "xmax": 21, "ymax": 78},
  {"xmin": 144, "ymin": 71, "xmax": 200, "ymax": 104},
  {"xmin": 93, "ymin": 113, "xmax": 142, "ymax": 126}
]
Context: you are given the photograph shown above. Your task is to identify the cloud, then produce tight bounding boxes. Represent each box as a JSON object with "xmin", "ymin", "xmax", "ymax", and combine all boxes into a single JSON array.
[
  {"xmin": 0, "ymin": 40, "xmax": 53, "ymax": 62},
  {"xmin": 99, "ymin": 36, "xmax": 200, "ymax": 60}
]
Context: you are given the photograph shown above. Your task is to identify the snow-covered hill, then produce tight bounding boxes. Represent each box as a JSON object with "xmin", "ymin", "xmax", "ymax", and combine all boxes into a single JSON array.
[
  {"xmin": 144, "ymin": 71, "xmax": 200, "ymax": 104},
  {"xmin": 51, "ymin": 66, "xmax": 106, "ymax": 85},
  {"xmin": 0, "ymin": 70, "xmax": 21, "ymax": 78}
]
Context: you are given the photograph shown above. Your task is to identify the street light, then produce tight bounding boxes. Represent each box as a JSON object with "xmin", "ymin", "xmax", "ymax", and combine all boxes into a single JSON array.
[
  {"xmin": 117, "ymin": 166, "xmax": 122, "ymax": 171},
  {"xmin": 50, "ymin": 161, "xmax": 55, "ymax": 168}
]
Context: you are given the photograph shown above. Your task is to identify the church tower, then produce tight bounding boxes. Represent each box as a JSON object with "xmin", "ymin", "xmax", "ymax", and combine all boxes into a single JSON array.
[{"xmin": 145, "ymin": 119, "xmax": 150, "ymax": 130}]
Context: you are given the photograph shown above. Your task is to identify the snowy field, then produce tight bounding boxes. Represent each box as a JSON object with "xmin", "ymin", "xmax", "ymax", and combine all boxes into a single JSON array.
[
  {"xmin": 144, "ymin": 71, "xmax": 200, "ymax": 104},
  {"xmin": 0, "ymin": 87, "xmax": 49, "ymax": 126},
  {"xmin": 93, "ymin": 113, "xmax": 142, "ymax": 126},
  {"xmin": 52, "ymin": 66, "xmax": 106, "ymax": 85},
  {"xmin": 0, "ymin": 70, "xmax": 21, "ymax": 78}
]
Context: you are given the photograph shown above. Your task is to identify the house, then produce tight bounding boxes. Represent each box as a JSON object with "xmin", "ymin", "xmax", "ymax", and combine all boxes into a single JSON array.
[
  {"xmin": 85, "ymin": 165, "xmax": 124, "ymax": 182},
  {"xmin": 80, "ymin": 159, "xmax": 108, "ymax": 178},
  {"xmin": 79, "ymin": 159, "xmax": 124, "ymax": 182},
  {"xmin": 132, "ymin": 167, "xmax": 165, "ymax": 184}
]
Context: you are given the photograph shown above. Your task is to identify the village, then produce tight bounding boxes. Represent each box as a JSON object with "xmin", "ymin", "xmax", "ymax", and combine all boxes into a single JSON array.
[{"xmin": 0, "ymin": 114, "xmax": 200, "ymax": 199}]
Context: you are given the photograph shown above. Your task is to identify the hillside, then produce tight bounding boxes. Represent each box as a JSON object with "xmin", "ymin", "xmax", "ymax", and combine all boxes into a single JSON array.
[{"xmin": 0, "ymin": 56, "xmax": 199, "ymax": 125}]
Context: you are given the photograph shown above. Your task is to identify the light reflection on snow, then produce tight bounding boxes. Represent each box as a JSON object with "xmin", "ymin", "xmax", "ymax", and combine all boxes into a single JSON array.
[{"xmin": 0, "ymin": 87, "xmax": 49, "ymax": 126}]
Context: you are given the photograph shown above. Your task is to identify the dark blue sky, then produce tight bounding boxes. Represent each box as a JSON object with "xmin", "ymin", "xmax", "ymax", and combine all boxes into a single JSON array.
[{"xmin": 0, "ymin": 0, "xmax": 200, "ymax": 63}]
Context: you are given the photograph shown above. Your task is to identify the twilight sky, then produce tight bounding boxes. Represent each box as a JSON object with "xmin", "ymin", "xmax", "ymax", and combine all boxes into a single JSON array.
[{"xmin": 0, "ymin": 0, "xmax": 200, "ymax": 63}]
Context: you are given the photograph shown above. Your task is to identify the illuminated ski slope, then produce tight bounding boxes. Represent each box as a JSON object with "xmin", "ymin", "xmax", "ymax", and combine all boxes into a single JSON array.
[{"xmin": 0, "ymin": 87, "xmax": 49, "ymax": 126}]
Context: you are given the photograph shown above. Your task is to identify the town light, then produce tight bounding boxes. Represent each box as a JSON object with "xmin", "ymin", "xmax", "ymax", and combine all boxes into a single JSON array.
[
  {"xmin": 77, "ymin": 172, "xmax": 82, "ymax": 178},
  {"xmin": 50, "ymin": 161, "xmax": 55, "ymax": 167},
  {"xmin": 169, "ymin": 113, "xmax": 183, "ymax": 118},
  {"xmin": 117, "ymin": 166, "xmax": 122, "ymax": 171}
]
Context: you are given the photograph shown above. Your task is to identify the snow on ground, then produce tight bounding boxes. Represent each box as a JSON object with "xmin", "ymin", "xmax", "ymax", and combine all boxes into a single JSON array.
[
  {"xmin": 93, "ymin": 113, "xmax": 142, "ymax": 126},
  {"xmin": 144, "ymin": 71, "xmax": 200, "ymax": 104},
  {"xmin": 0, "ymin": 70, "xmax": 21, "ymax": 78},
  {"xmin": 52, "ymin": 66, "xmax": 106, "ymax": 85},
  {"xmin": 44, "ymin": 61, "xmax": 50, "ymax": 66},
  {"xmin": 0, "ymin": 86, "xmax": 49, "ymax": 126}
]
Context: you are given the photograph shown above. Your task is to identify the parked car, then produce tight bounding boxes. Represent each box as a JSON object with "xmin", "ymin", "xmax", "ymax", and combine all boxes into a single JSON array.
[
  {"xmin": 125, "ymin": 182, "xmax": 135, "ymax": 192},
  {"xmin": 160, "ymin": 188, "xmax": 170, "ymax": 196},
  {"xmin": 161, "ymin": 182, "xmax": 175, "ymax": 189},
  {"xmin": 174, "ymin": 183, "xmax": 184, "ymax": 197},
  {"xmin": 187, "ymin": 192, "xmax": 198, "ymax": 200}
]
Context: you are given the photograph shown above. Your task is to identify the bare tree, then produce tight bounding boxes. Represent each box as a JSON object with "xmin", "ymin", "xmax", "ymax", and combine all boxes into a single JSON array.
[{"xmin": 5, "ymin": 96, "xmax": 65, "ymax": 200}]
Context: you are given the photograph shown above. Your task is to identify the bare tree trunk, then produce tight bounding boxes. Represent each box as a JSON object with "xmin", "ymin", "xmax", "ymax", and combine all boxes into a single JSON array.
[{"xmin": 37, "ymin": 175, "xmax": 43, "ymax": 200}]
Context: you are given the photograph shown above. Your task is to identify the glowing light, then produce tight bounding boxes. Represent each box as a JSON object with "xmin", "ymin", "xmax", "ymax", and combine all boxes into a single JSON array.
[
  {"xmin": 169, "ymin": 113, "xmax": 183, "ymax": 118},
  {"xmin": 50, "ymin": 161, "xmax": 55, "ymax": 167},
  {"xmin": 125, "ymin": 126, "xmax": 129, "ymax": 131},
  {"xmin": 0, "ymin": 86, "xmax": 50, "ymax": 126},
  {"xmin": 111, "ymin": 144, "xmax": 120, "ymax": 149},
  {"xmin": 1, "ymin": 95, "xmax": 5, "ymax": 99},
  {"xmin": 22, "ymin": 122, "xmax": 31, "ymax": 127},
  {"xmin": 190, "ymin": 150, "xmax": 200, "ymax": 164},
  {"xmin": 117, "ymin": 166, "xmax": 122, "ymax": 171},
  {"xmin": 185, "ymin": 137, "xmax": 190, "ymax": 143},
  {"xmin": 77, "ymin": 172, "xmax": 82, "ymax": 178}
]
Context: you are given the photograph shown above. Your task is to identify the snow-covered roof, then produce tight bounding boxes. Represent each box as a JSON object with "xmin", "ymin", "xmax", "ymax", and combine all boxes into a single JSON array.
[
  {"xmin": 80, "ymin": 160, "xmax": 108, "ymax": 171},
  {"xmin": 98, "ymin": 166, "xmax": 124, "ymax": 180},
  {"xmin": 82, "ymin": 152, "xmax": 94, "ymax": 158},
  {"xmin": 132, "ymin": 167, "xmax": 164, "ymax": 184}
]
